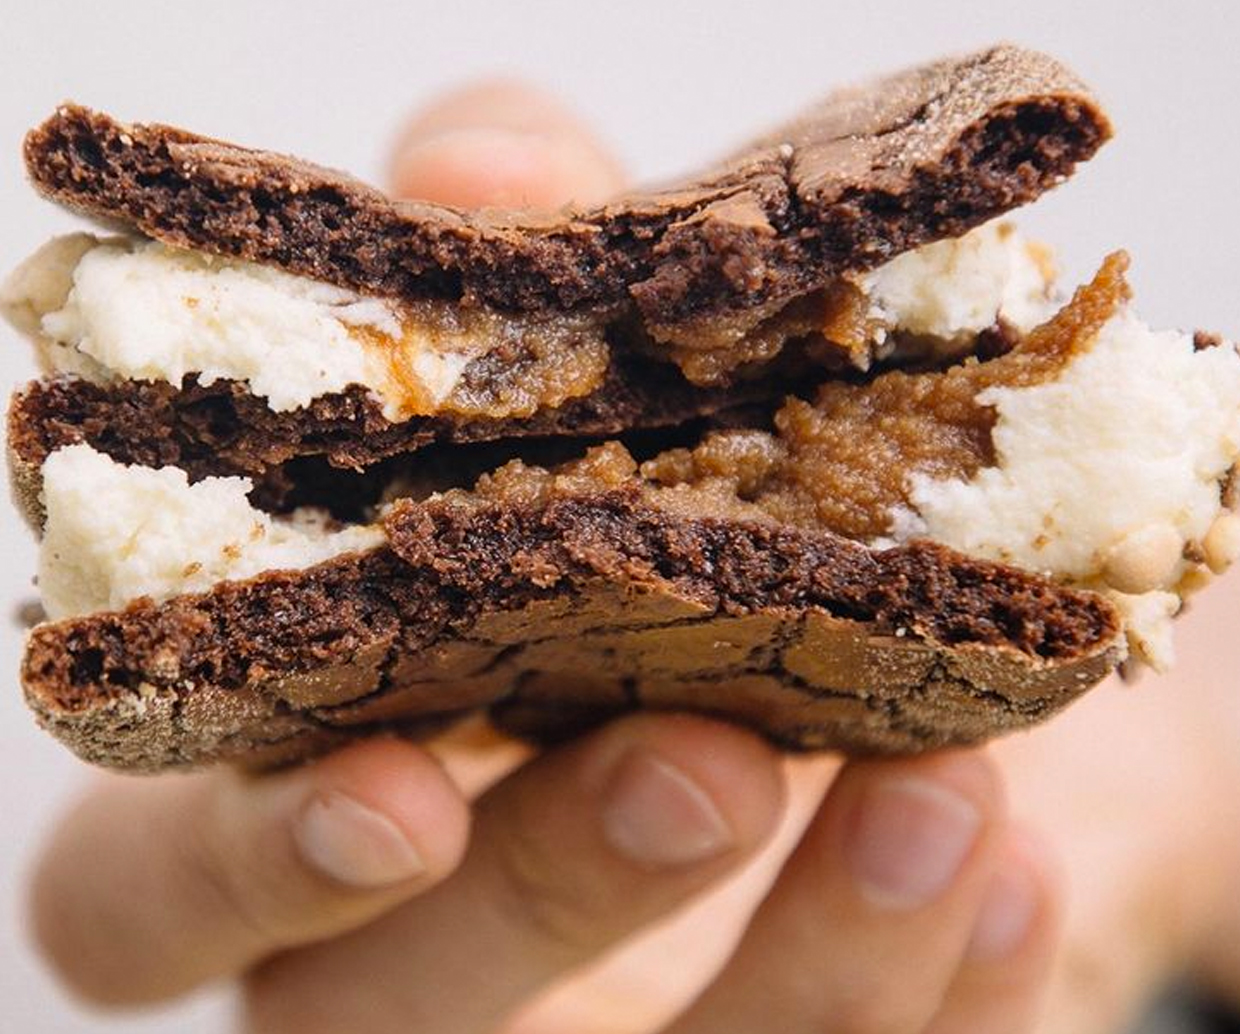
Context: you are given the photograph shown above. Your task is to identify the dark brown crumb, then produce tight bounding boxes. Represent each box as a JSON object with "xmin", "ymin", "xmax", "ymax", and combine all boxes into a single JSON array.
[
  {"xmin": 7, "ymin": 348, "xmax": 808, "ymax": 501},
  {"xmin": 24, "ymin": 46, "xmax": 1108, "ymax": 334},
  {"xmin": 22, "ymin": 480, "xmax": 1122, "ymax": 769}
]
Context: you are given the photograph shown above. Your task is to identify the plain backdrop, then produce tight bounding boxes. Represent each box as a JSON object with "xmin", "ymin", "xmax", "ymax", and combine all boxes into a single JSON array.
[{"xmin": 1, "ymin": 2, "xmax": 1237, "ymax": 1031}]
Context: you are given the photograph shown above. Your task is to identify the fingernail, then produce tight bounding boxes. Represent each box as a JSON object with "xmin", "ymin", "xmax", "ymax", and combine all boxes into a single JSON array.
[
  {"xmin": 844, "ymin": 777, "xmax": 982, "ymax": 910},
  {"xmin": 294, "ymin": 791, "xmax": 426, "ymax": 889},
  {"xmin": 402, "ymin": 124, "xmax": 541, "ymax": 157},
  {"xmin": 394, "ymin": 125, "xmax": 545, "ymax": 182},
  {"xmin": 966, "ymin": 866, "xmax": 1038, "ymax": 961},
  {"xmin": 601, "ymin": 750, "xmax": 734, "ymax": 868}
]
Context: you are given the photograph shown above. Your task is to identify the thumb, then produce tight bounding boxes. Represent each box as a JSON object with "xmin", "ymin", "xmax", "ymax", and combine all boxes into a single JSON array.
[
  {"xmin": 387, "ymin": 78, "xmax": 626, "ymax": 208},
  {"xmin": 30, "ymin": 738, "xmax": 469, "ymax": 1005}
]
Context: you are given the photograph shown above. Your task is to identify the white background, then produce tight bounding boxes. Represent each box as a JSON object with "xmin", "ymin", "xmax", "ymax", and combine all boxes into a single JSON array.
[{"xmin": 1, "ymin": 1, "xmax": 1237, "ymax": 1030}]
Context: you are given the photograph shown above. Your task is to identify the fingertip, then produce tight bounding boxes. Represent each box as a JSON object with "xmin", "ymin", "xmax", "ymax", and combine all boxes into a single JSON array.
[
  {"xmin": 589, "ymin": 713, "xmax": 789, "ymax": 853},
  {"xmin": 652, "ymin": 750, "xmax": 1018, "ymax": 1034},
  {"xmin": 387, "ymin": 79, "xmax": 624, "ymax": 207},
  {"xmin": 965, "ymin": 825, "xmax": 1065, "ymax": 965},
  {"xmin": 26, "ymin": 742, "xmax": 472, "ymax": 1007},
  {"xmin": 299, "ymin": 737, "xmax": 471, "ymax": 881},
  {"xmin": 396, "ymin": 78, "xmax": 592, "ymax": 139},
  {"xmin": 823, "ymin": 750, "xmax": 1007, "ymax": 913}
]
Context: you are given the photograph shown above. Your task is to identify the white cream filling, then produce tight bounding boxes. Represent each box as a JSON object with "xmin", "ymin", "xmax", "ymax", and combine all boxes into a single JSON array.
[
  {"xmin": 1108, "ymin": 590, "xmax": 1181, "ymax": 671},
  {"xmin": 894, "ymin": 310, "xmax": 1240, "ymax": 669},
  {"xmin": 2, "ymin": 222, "xmax": 1053, "ymax": 421},
  {"xmin": 863, "ymin": 220, "xmax": 1057, "ymax": 341},
  {"xmin": 0, "ymin": 234, "xmax": 471, "ymax": 421},
  {"xmin": 38, "ymin": 444, "xmax": 383, "ymax": 620},
  {"xmin": 16, "ymin": 227, "xmax": 1237, "ymax": 671}
]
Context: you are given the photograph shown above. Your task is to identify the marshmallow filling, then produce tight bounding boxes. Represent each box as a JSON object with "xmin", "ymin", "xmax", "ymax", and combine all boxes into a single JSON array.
[
  {"xmin": 21, "ymin": 224, "xmax": 1240, "ymax": 670},
  {"xmin": 3, "ymin": 221, "xmax": 1054, "ymax": 419}
]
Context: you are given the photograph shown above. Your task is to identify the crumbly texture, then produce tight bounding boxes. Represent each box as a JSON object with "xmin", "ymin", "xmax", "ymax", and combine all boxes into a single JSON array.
[
  {"xmin": 23, "ymin": 46, "xmax": 1108, "ymax": 365},
  {"xmin": 6, "ymin": 346, "xmax": 805, "ymax": 528},
  {"xmin": 39, "ymin": 444, "xmax": 382, "ymax": 618},
  {"xmin": 25, "ymin": 45, "xmax": 1222, "ymax": 771},
  {"xmin": 22, "ymin": 447, "xmax": 1123, "ymax": 770},
  {"xmin": 906, "ymin": 309, "xmax": 1240, "ymax": 579},
  {"xmin": 14, "ymin": 251, "xmax": 1235, "ymax": 763},
  {"xmin": 45, "ymin": 254, "xmax": 1228, "ymax": 642},
  {"xmin": 5, "ymin": 218, "xmax": 1051, "ymax": 413},
  {"xmin": 16, "ymin": 256, "xmax": 1240, "ymax": 763},
  {"xmin": 645, "ymin": 258, "xmax": 1240, "ymax": 665},
  {"xmin": 906, "ymin": 308, "xmax": 1240, "ymax": 666}
]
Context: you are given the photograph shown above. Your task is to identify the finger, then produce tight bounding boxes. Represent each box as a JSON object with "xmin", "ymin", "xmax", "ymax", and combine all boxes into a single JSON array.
[
  {"xmin": 425, "ymin": 713, "xmax": 535, "ymax": 800},
  {"xmin": 665, "ymin": 750, "xmax": 1007, "ymax": 1034},
  {"xmin": 30, "ymin": 738, "xmax": 469, "ymax": 1005},
  {"xmin": 924, "ymin": 828, "xmax": 1064, "ymax": 1034},
  {"xmin": 387, "ymin": 78, "xmax": 625, "ymax": 207},
  {"xmin": 1195, "ymin": 900, "xmax": 1240, "ymax": 1016},
  {"xmin": 244, "ymin": 714, "xmax": 787, "ymax": 1034},
  {"xmin": 499, "ymin": 755, "xmax": 842, "ymax": 1034}
]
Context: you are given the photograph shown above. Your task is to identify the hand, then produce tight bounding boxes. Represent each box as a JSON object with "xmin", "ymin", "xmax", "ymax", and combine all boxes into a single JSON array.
[
  {"xmin": 36, "ymin": 80, "xmax": 1196, "ymax": 1034},
  {"xmin": 34, "ymin": 716, "xmax": 1050, "ymax": 1034},
  {"xmin": 994, "ymin": 579, "xmax": 1240, "ymax": 1033}
]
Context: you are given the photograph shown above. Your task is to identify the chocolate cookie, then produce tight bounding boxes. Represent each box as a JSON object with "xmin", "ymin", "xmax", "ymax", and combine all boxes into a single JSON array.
[
  {"xmin": 9, "ymin": 44, "xmax": 1238, "ymax": 772},
  {"xmin": 22, "ymin": 455, "xmax": 1122, "ymax": 771}
]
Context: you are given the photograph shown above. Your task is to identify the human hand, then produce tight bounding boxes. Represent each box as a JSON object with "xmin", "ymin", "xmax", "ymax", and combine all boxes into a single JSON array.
[
  {"xmin": 993, "ymin": 578, "xmax": 1240, "ymax": 1034},
  {"xmin": 31, "ymin": 714, "xmax": 1051, "ymax": 1034},
  {"xmin": 31, "ymin": 82, "xmax": 1074, "ymax": 1034}
]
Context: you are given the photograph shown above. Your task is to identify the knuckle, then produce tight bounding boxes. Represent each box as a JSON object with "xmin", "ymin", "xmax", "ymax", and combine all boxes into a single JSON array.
[
  {"xmin": 489, "ymin": 826, "xmax": 610, "ymax": 956},
  {"xmin": 179, "ymin": 805, "xmax": 299, "ymax": 949},
  {"xmin": 825, "ymin": 983, "xmax": 943, "ymax": 1034}
]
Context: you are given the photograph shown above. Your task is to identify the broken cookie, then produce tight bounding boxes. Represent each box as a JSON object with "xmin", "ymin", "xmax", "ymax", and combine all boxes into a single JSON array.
[{"xmin": 7, "ymin": 44, "xmax": 1237, "ymax": 771}]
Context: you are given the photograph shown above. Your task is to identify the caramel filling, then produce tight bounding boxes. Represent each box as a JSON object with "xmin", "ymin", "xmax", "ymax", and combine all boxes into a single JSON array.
[
  {"xmin": 652, "ymin": 280, "xmax": 882, "ymax": 385},
  {"xmin": 349, "ymin": 302, "xmax": 611, "ymax": 420},
  {"xmin": 8, "ymin": 222, "xmax": 1055, "ymax": 423},
  {"xmin": 33, "ymin": 249, "xmax": 1240, "ymax": 676},
  {"xmin": 643, "ymin": 254, "xmax": 1130, "ymax": 539}
]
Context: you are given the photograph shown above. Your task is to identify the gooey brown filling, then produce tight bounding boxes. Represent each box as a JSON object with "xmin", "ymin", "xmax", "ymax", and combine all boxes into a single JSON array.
[
  {"xmin": 241, "ymin": 254, "xmax": 1126, "ymax": 532},
  {"xmin": 641, "ymin": 254, "xmax": 1130, "ymax": 539},
  {"xmin": 349, "ymin": 301, "xmax": 613, "ymax": 420},
  {"xmin": 645, "ymin": 279, "xmax": 881, "ymax": 385},
  {"xmin": 349, "ymin": 276, "xmax": 881, "ymax": 423}
]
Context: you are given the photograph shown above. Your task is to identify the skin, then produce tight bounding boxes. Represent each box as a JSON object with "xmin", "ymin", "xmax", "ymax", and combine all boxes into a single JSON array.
[{"xmin": 28, "ymin": 81, "xmax": 1240, "ymax": 1034}]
